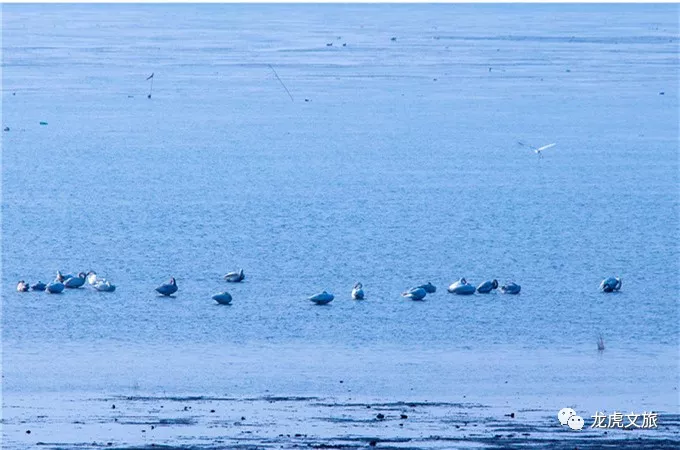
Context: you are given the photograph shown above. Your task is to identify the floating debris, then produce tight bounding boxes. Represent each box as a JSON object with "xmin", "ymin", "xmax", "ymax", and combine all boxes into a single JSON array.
[{"xmin": 39, "ymin": 121, "xmax": 48, "ymax": 125}]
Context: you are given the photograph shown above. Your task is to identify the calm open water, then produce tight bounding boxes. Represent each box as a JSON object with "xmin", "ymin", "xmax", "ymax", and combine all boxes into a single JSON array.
[{"xmin": 2, "ymin": 4, "xmax": 679, "ymax": 446}]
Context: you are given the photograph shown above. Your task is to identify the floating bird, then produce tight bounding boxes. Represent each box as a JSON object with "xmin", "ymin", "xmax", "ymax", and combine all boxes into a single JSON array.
[
  {"xmin": 155, "ymin": 277, "xmax": 178, "ymax": 296},
  {"xmin": 64, "ymin": 272, "xmax": 87, "ymax": 288},
  {"xmin": 224, "ymin": 269, "xmax": 245, "ymax": 283},
  {"xmin": 16, "ymin": 281, "xmax": 29, "ymax": 292},
  {"xmin": 402, "ymin": 287, "xmax": 427, "ymax": 301},
  {"xmin": 86, "ymin": 271, "xmax": 100, "ymax": 285},
  {"xmin": 31, "ymin": 281, "xmax": 47, "ymax": 291},
  {"xmin": 212, "ymin": 292, "xmax": 233, "ymax": 305},
  {"xmin": 500, "ymin": 282, "xmax": 521, "ymax": 295},
  {"xmin": 448, "ymin": 278, "xmax": 476, "ymax": 295},
  {"xmin": 417, "ymin": 282, "xmax": 437, "ymax": 294},
  {"xmin": 93, "ymin": 280, "xmax": 116, "ymax": 292},
  {"xmin": 309, "ymin": 291, "xmax": 334, "ymax": 305},
  {"xmin": 46, "ymin": 281, "xmax": 65, "ymax": 294},
  {"xmin": 351, "ymin": 282, "xmax": 365, "ymax": 300},
  {"xmin": 599, "ymin": 277, "xmax": 621, "ymax": 293},
  {"xmin": 597, "ymin": 335, "xmax": 605, "ymax": 351},
  {"xmin": 477, "ymin": 279, "xmax": 499, "ymax": 294},
  {"xmin": 56, "ymin": 271, "xmax": 75, "ymax": 282}
]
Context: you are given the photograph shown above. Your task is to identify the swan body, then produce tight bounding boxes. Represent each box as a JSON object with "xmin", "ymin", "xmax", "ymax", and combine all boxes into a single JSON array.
[
  {"xmin": 501, "ymin": 282, "xmax": 521, "ymax": 295},
  {"xmin": 402, "ymin": 287, "xmax": 427, "ymax": 301},
  {"xmin": 56, "ymin": 271, "xmax": 74, "ymax": 282},
  {"xmin": 417, "ymin": 282, "xmax": 437, "ymax": 293},
  {"xmin": 64, "ymin": 273, "xmax": 87, "ymax": 288},
  {"xmin": 93, "ymin": 280, "xmax": 116, "ymax": 292},
  {"xmin": 477, "ymin": 279, "xmax": 499, "ymax": 294},
  {"xmin": 599, "ymin": 277, "xmax": 621, "ymax": 293},
  {"xmin": 212, "ymin": 292, "xmax": 233, "ymax": 305},
  {"xmin": 31, "ymin": 281, "xmax": 47, "ymax": 291},
  {"xmin": 309, "ymin": 291, "xmax": 334, "ymax": 304},
  {"xmin": 155, "ymin": 277, "xmax": 178, "ymax": 296},
  {"xmin": 448, "ymin": 278, "xmax": 476, "ymax": 295},
  {"xmin": 351, "ymin": 282, "xmax": 365, "ymax": 300},
  {"xmin": 224, "ymin": 269, "xmax": 245, "ymax": 283},
  {"xmin": 46, "ymin": 281, "xmax": 65, "ymax": 294}
]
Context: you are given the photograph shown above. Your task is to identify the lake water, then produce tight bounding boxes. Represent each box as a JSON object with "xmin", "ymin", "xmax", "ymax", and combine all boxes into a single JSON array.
[{"xmin": 2, "ymin": 4, "xmax": 679, "ymax": 448}]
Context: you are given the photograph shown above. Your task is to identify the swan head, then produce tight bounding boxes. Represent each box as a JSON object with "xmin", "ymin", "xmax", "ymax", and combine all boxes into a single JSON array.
[
  {"xmin": 169, "ymin": 277, "xmax": 176, "ymax": 285},
  {"xmin": 460, "ymin": 278, "xmax": 467, "ymax": 285},
  {"xmin": 492, "ymin": 279, "xmax": 498, "ymax": 289}
]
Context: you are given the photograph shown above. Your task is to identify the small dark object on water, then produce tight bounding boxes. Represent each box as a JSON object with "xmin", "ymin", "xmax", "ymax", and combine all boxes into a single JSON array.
[
  {"xmin": 111, "ymin": 404, "xmax": 115, "ymax": 409},
  {"xmin": 26, "ymin": 430, "xmax": 31, "ymax": 434},
  {"xmin": 183, "ymin": 406, "xmax": 189, "ymax": 411},
  {"xmin": 3, "ymin": 127, "xmax": 9, "ymax": 131},
  {"xmin": 13, "ymin": 92, "xmax": 16, "ymax": 95},
  {"xmin": 39, "ymin": 121, "xmax": 48, "ymax": 125},
  {"xmin": 366, "ymin": 405, "xmax": 371, "ymax": 408},
  {"xmin": 141, "ymin": 429, "xmax": 146, "ymax": 433},
  {"xmin": 376, "ymin": 413, "xmax": 385, "ymax": 420},
  {"xmin": 400, "ymin": 414, "xmax": 408, "ymax": 419},
  {"xmin": 107, "ymin": 443, "xmax": 112, "ymax": 446},
  {"xmin": 326, "ymin": 43, "xmax": 333, "ymax": 47},
  {"xmin": 295, "ymin": 433, "xmax": 302, "ymax": 437},
  {"xmin": 339, "ymin": 380, "xmax": 343, "ymax": 383},
  {"xmin": 659, "ymin": 92, "xmax": 665, "ymax": 95},
  {"xmin": 433, "ymin": 78, "xmax": 437, "ymax": 81},
  {"xmin": 505, "ymin": 412, "xmax": 515, "ymax": 418},
  {"xmin": 399, "ymin": 423, "xmax": 403, "ymax": 426},
  {"xmin": 342, "ymin": 43, "xmax": 346, "ymax": 47},
  {"xmin": 151, "ymin": 425, "xmax": 155, "ymax": 429},
  {"xmin": 210, "ymin": 409, "xmax": 215, "ymax": 413},
  {"xmin": 391, "ymin": 37, "xmax": 397, "ymax": 41},
  {"xmin": 241, "ymin": 416, "xmax": 246, "ymax": 421},
  {"xmin": 369, "ymin": 441, "xmax": 377, "ymax": 447},
  {"xmin": 566, "ymin": 69, "xmax": 571, "ymax": 73},
  {"xmin": 304, "ymin": 99, "xmax": 310, "ymax": 102},
  {"xmin": 147, "ymin": 94, "xmax": 151, "ymax": 99}
]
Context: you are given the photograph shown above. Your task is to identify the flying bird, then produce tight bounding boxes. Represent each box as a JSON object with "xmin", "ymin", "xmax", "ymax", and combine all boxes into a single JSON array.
[{"xmin": 518, "ymin": 141, "xmax": 556, "ymax": 158}]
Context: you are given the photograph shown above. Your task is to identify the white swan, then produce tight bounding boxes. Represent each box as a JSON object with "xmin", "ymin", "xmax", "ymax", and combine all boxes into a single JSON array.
[
  {"xmin": 476, "ymin": 279, "xmax": 499, "ymax": 294},
  {"xmin": 46, "ymin": 281, "xmax": 65, "ymax": 294},
  {"xmin": 212, "ymin": 292, "xmax": 233, "ymax": 305},
  {"xmin": 309, "ymin": 291, "xmax": 334, "ymax": 304},
  {"xmin": 16, "ymin": 281, "xmax": 29, "ymax": 292},
  {"xmin": 93, "ymin": 280, "xmax": 116, "ymax": 292},
  {"xmin": 351, "ymin": 282, "xmax": 365, "ymax": 300},
  {"xmin": 155, "ymin": 277, "xmax": 178, "ymax": 296},
  {"xmin": 448, "ymin": 278, "xmax": 476, "ymax": 295},
  {"xmin": 599, "ymin": 277, "xmax": 621, "ymax": 293},
  {"xmin": 64, "ymin": 272, "xmax": 87, "ymax": 288},
  {"xmin": 224, "ymin": 269, "xmax": 245, "ymax": 283},
  {"xmin": 501, "ymin": 282, "xmax": 521, "ymax": 295},
  {"xmin": 402, "ymin": 287, "xmax": 427, "ymax": 301}
]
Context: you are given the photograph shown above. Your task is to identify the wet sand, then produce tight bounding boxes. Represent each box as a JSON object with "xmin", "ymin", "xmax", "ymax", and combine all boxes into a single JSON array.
[{"xmin": 3, "ymin": 394, "xmax": 679, "ymax": 449}]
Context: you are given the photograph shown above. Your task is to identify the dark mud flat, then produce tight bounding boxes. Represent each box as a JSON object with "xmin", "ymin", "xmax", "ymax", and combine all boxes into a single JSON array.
[{"xmin": 4, "ymin": 395, "xmax": 679, "ymax": 449}]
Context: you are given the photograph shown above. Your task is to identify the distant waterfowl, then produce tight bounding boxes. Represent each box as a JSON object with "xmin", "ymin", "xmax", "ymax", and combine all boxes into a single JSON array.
[
  {"xmin": 351, "ymin": 282, "xmax": 365, "ymax": 300},
  {"xmin": 86, "ymin": 271, "xmax": 100, "ymax": 285},
  {"xmin": 402, "ymin": 287, "xmax": 427, "ymax": 301},
  {"xmin": 500, "ymin": 282, "xmax": 521, "ymax": 295},
  {"xmin": 31, "ymin": 281, "xmax": 47, "ymax": 291},
  {"xmin": 46, "ymin": 281, "xmax": 65, "ymax": 294},
  {"xmin": 599, "ymin": 277, "xmax": 621, "ymax": 293},
  {"xmin": 597, "ymin": 335, "xmax": 605, "ymax": 351},
  {"xmin": 224, "ymin": 269, "xmax": 245, "ymax": 283},
  {"xmin": 56, "ymin": 271, "xmax": 75, "ymax": 282},
  {"xmin": 517, "ymin": 141, "xmax": 557, "ymax": 159},
  {"xmin": 93, "ymin": 280, "xmax": 116, "ymax": 292},
  {"xmin": 448, "ymin": 278, "xmax": 476, "ymax": 295},
  {"xmin": 417, "ymin": 282, "xmax": 437, "ymax": 293},
  {"xmin": 16, "ymin": 281, "xmax": 29, "ymax": 292},
  {"xmin": 64, "ymin": 272, "xmax": 87, "ymax": 288},
  {"xmin": 212, "ymin": 292, "xmax": 233, "ymax": 305},
  {"xmin": 309, "ymin": 291, "xmax": 334, "ymax": 305},
  {"xmin": 477, "ymin": 279, "xmax": 499, "ymax": 294},
  {"xmin": 155, "ymin": 277, "xmax": 178, "ymax": 296}
]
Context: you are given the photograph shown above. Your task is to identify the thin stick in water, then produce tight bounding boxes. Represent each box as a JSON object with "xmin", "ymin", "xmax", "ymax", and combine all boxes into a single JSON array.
[
  {"xmin": 268, "ymin": 64, "xmax": 294, "ymax": 102},
  {"xmin": 146, "ymin": 73, "xmax": 154, "ymax": 99}
]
